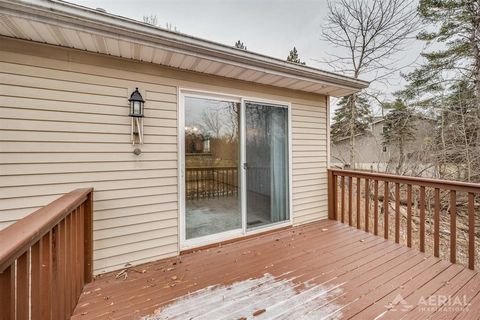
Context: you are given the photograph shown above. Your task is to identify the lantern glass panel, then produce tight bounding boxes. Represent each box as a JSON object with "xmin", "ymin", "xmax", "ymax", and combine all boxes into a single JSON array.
[{"xmin": 133, "ymin": 101, "xmax": 141, "ymax": 115}]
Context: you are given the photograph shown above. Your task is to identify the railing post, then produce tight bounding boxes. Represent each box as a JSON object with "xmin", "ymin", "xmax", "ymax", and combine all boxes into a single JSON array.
[
  {"xmin": 328, "ymin": 170, "xmax": 337, "ymax": 220},
  {"xmin": 84, "ymin": 190, "xmax": 94, "ymax": 283},
  {"xmin": 0, "ymin": 265, "xmax": 14, "ymax": 320},
  {"xmin": 468, "ymin": 193, "xmax": 475, "ymax": 270}
]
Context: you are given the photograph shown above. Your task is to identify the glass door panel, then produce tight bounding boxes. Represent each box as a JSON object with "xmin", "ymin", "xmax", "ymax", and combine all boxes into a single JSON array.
[
  {"xmin": 184, "ymin": 96, "xmax": 241, "ymax": 240},
  {"xmin": 245, "ymin": 101, "xmax": 289, "ymax": 229}
]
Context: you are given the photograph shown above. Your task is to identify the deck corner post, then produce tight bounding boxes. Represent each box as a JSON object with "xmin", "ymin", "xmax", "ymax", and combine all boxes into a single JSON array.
[
  {"xmin": 84, "ymin": 189, "xmax": 94, "ymax": 283},
  {"xmin": 328, "ymin": 169, "xmax": 337, "ymax": 220}
]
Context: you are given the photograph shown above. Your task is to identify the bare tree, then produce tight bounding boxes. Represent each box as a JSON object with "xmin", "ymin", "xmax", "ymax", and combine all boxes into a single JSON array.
[
  {"xmin": 143, "ymin": 15, "xmax": 179, "ymax": 32},
  {"xmin": 201, "ymin": 107, "xmax": 223, "ymax": 138},
  {"xmin": 165, "ymin": 22, "xmax": 179, "ymax": 32},
  {"xmin": 322, "ymin": 0, "xmax": 418, "ymax": 168},
  {"xmin": 143, "ymin": 15, "xmax": 158, "ymax": 26}
]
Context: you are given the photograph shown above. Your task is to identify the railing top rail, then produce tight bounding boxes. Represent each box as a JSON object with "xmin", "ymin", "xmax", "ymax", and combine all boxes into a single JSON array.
[
  {"xmin": 0, "ymin": 188, "xmax": 93, "ymax": 272},
  {"xmin": 328, "ymin": 168, "xmax": 480, "ymax": 194}
]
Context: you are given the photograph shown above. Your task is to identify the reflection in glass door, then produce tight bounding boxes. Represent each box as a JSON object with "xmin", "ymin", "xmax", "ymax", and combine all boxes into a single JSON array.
[
  {"xmin": 245, "ymin": 102, "xmax": 289, "ymax": 229},
  {"xmin": 184, "ymin": 96, "xmax": 241, "ymax": 240}
]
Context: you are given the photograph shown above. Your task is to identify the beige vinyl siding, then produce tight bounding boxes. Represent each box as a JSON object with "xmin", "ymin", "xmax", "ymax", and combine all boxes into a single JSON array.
[
  {"xmin": 0, "ymin": 45, "xmax": 179, "ymax": 274},
  {"xmin": 0, "ymin": 37, "xmax": 328, "ymax": 274},
  {"xmin": 291, "ymin": 101, "xmax": 328, "ymax": 225}
]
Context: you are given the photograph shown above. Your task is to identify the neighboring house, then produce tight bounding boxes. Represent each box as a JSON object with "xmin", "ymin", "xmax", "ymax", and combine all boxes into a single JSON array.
[
  {"xmin": 0, "ymin": 0, "xmax": 368, "ymax": 274},
  {"xmin": 331, "ymin": 116, "xmax": 435, "ymax": 173}
]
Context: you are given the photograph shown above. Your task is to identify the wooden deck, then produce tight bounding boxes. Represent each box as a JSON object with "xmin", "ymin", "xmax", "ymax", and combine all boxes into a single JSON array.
[{"xmin": 72, "ymin": 220, "xmax": 480, "ymax": 319}]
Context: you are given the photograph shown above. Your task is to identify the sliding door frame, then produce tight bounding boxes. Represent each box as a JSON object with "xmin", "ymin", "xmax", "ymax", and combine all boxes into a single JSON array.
[{"xmin": 178, "ymin": 88, "xmax": 293, "ymax": 250}]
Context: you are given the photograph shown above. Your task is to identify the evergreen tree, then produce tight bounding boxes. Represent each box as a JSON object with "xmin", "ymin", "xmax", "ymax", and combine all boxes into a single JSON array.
[
  {"xmin": 382, "ymin": 99, "xmax": 417, "ymax": 174},
  {"xmin": 401, "ymin": 0, "xmax": 480, "ymax": 106},
  {"xmin": 234, "ymin": 41, "xmax": 247, "ymax": 50},
  {"xmin": 286, "ymin": 47, "xmax": 305, "ymax": 65},
  {"xmin": 399, "ymin": 0, "xmax": 480, "ymax": 181},
  {"xmin": 331, "ymin": 95, "xmax": 372, "ymax": 143}
]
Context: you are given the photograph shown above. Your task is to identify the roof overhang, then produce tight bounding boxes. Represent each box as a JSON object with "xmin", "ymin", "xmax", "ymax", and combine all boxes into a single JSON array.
[{"xmin": 0, "ymin": 0, "xmax": 369, "ymax": 97}]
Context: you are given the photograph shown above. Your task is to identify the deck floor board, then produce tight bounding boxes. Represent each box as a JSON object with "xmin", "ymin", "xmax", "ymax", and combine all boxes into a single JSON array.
[{"xmin": 72, "ymin": 220, "xmax": 479, "ymax": 319}]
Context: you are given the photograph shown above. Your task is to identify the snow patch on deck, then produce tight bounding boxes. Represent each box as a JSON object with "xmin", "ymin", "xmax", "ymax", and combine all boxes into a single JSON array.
[{"xmin": 142, "ymin": 273, "xmax": 343, "ymax": 319}]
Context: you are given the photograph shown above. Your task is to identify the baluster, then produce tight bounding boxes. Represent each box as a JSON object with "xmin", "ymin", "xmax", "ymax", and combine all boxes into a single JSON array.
[
  {"xmin": 79, "ymin": 205, "xmax": 85, "ymax": 288},
  {"xmin": 341, "ymin": 176, "xmax": 345, "ymax": 223},
  {"xmin": 356, "ymin": 177, "xmax": 361, "ymax": 229},
  {"xmin": 70, "ymin": 212, "xmax": 76, "ymax": 312},
  {"xmin": 407, "ymin": 184, "xmax": 412, "ymax": 248},
  {"xmin": 71, "ymin": 211, "xmax": 76, "ymax": 310},
  {"xmin": 84, "ymin": 191, "xmax": 93, "ymax": 283},
  {"xmin": 17, "ymin": 251, "xmax": 30, "ymax": 320},
  {"xmin": 65, "ymin": 215, "xmax": 72, "ymax": 314},
  {"xmin": 62, "ymin": 219, "xmax": 68, "ymax": 318},
  {"xmin": 205, "ymin": 169, "xmax": 208, "ymax": 198},
  {"xmin": 73, "ymin": 209, "xmax": 79, "ymax": 298},
  {"xmin": 365, "ymin": 178, "xmax": 369, "ymax": 233},
  {"xmin": 226, "ymin": 169, "xmax": 229, "ymax": 197},
  {"xmin": 76, "ymin": 208, "xmax": 82, "ymax": 298},
  {"xmin": 52, "ymin": 225, "xmax": 60, "ymax": 319},
  {"xmin": 434, "ymin": 188, "xmax": 440, "ymax": 257},
  {"xmin": 384, "ymin": 181, "xmax": 389, "ymax": 239},
  {"xmin": 420, "ymin": 186, "xmax": 426, "ymax": 252},
  {"xmin": 468, "ymin": 193, "xmax": 475, "ymax": 270},
  {"xmin": 31, "ymin": 241, "xmax": 41, "ymax": 320},
  {"xmin": 185, "ymin": 171, "xmax": 187, "ymax": 199},
  {"xmin": 234, "ymin": 168, "xmax": 237, "ymax": 195},
  {"xmin": 348, "ymin": 177, "xmax": 353, "ymax": 226},
  {"xmin": 196, "ymin": 170, "xmax": 199, "ymax": 200},
  {"xmin": 0, "ymin": 264, "xmax": 15, "ymax": 320},
  {"xmin": 395, "ymin": 183, "xmax": 400, "ymax": 243},
  {"xmin": 213, "ymin": 168, "xmax": 216, "ymax": 198},
  {"xmin": 374, "ymin": 180, "xmax": 379, "ymax": 235},
  {"xmin": 450, "ymin": 190, "xmax": 456, "ymax": 264},
  {"xmin": 41, "ymin": 232, "xmax": 52, "ymax": 319},
  {"xmin": 333, "ymin": 174, "xmax": 338, "ymax": 220}
]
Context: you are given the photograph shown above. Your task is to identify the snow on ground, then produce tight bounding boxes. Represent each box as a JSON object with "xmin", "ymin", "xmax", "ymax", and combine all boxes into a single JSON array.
[{"xmin": 142, "ymin": 273, "xmax": 343, "ymax": 320}]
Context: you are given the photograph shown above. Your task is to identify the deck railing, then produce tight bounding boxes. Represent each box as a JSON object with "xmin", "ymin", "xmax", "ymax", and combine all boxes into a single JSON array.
[
  {"xmin": 0, "ymin": 188, "xmax": 93, "ymax": 320},
  {"xmin": 186, "ymin": 166, "xmax": 238, "ymax": 200},
  {"xmin": 328, "ymin": 169, "xmax": 479, "ymax": 270}
]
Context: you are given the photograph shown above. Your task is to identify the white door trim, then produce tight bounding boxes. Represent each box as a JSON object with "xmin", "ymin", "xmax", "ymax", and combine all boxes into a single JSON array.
[{"xmin": 178, "ymin": 88, "xmax": 293, "ymax": 250}]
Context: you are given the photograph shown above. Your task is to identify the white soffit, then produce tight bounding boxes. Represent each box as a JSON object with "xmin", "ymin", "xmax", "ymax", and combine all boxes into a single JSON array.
[{"xmin": 0, "ymin": 0, "xmax": 370, "ymax": 97}]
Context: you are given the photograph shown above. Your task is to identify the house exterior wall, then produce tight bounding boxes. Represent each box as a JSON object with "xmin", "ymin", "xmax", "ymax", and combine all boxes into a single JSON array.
[
  {"xmin": 0, "ymin": 37, "xmax": 328, "ymax": 274},
  {"xmin": 331, "ymin": 122, "xmax": 390, "ymax": 171},
  {"xmin": 331, "ymin": 119, "xmax": 434, "ymax": 173}
]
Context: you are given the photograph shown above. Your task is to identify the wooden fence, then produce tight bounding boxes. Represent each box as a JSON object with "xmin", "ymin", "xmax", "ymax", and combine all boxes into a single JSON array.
[
  {"xmin": 0, "ymin": 188, "xmax": 93, "ymax": 320},
  {"xmin": 328, "ymin": 169, "xmax": 479, "ymax": 270}
]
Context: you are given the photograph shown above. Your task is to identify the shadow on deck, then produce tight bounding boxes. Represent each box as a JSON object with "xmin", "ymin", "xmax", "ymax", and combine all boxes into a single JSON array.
[{"xmin": 72, "ymin": 220, "xmax": 480, "ymax": 319}]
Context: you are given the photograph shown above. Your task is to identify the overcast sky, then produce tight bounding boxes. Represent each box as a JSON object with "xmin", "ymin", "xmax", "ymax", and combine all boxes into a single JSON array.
[{"xmin": 70, "ymin": 0, "xmax": 424, "ymax": 114}]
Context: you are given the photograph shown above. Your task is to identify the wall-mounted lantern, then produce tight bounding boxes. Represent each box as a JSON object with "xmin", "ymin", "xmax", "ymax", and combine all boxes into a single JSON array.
[{"xmin": 129, "ymin": 88, "xmax": 144, "ymax": 145}]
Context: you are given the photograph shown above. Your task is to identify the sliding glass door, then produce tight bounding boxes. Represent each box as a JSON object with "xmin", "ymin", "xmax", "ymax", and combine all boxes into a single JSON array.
[
  {"xmin": 245, "ymin": 102, "xmax": 290, "ymax": 229},
  {"xmin": 182, "ymin": 93, "xmax": 290, "ymax": 245},
  {"xmin": 184, "ymin": 96, "xmax": 241, "ymax": 240}
]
